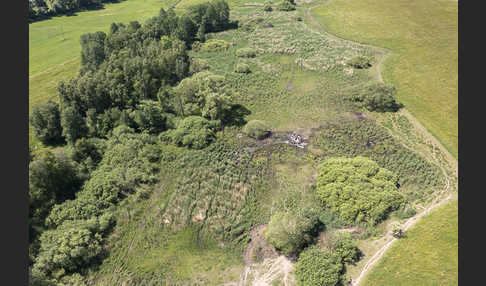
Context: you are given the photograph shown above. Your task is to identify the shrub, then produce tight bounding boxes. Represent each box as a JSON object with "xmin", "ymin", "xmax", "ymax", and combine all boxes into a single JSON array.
[
  {"xmin": 243, "ymin": 120, "xmax": 270, "ymax": 139},
  {"xmin": 164, "ymin": 116, "xmax": 216, "ymax": 149},
  {"xmin": 394, "ymin": 204, "xmax": 416, "ymax": 219},
  {"xmin": 200, "ymin": 39, "xmax": 231, "ymax": 52},
  {"xmin": 278, "ymin": 0, "xmax": 296, "ymax": 11},
  {"xmin": 236, "ymin": 48, "xmax": 257, "ymax": 58},
  {"xmin": 190, "ymin": 58, "xmax": 210, "ymax": 74},
  {"xmin": 316, "ymin": 156, "xmax": 405, "ymax": 225},
  {"xmin": 263, "ymin": 2, "xmax": 273, "ymax": 11},
  {"xmin": 32, "ymin": 214, "xmax": 113, "ymax": 282},
  {"xmin": 294, "ymin": 246, "xmax": 343, "ymax": 286},
  {"xmin": 329, "ymin": 232, "xmax": 361, "ymax": 264},
  {"xmin": 235, "ymin": 63, "xmax": 251, "ymax": 73},
  {"xmin": 30, "ymin": 100, "xmax": 63, "ymax": 145},
  {"xmin": 265, "ymin": 209, "xmax": 321, "ymax": 255},
  {"xmin": 347, "ymin": 55, "xmax": 372, "ymax": 69},
  {"xmin": 350, "ymin": 82, "xmax": 402, "ymax": 112}
]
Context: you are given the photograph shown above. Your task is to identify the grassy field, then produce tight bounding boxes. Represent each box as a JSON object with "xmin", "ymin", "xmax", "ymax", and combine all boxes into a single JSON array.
[
  {"xmin": 310, "ymin": 0, "xmax": 458, "ymax": 159},
  {"xmin": 362, "ymin": 200, "xmax": 458, "ymax": 286}
]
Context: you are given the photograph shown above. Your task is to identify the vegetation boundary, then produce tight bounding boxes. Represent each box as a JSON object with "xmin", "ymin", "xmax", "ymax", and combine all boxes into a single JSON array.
[{"xmin": 302, "ymin": 3, "xmax": 458, "ymax": 285}]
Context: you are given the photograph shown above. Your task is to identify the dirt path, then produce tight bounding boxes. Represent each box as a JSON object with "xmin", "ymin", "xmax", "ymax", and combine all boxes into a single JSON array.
[{"xmin": 304, "ymin": 4, "xmax": 458, "ymax": 286}]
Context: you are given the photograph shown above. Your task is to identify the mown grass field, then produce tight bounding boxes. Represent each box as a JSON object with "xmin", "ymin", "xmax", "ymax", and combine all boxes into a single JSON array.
[
  {"xmin": 362, "ymin": 200, "xmax": 458, "ymax": 286},
  {"xmin": 310, "ymin": 0, "xmax": 458, "ymax": 159}
]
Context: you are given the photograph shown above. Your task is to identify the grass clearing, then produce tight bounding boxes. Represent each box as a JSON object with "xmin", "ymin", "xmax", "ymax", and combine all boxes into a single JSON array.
[
  {"xmin": 310, "ymin": 0, "xmax": 458, "ymax": 159},
  {"xmin": 362, "ymin": 200, "xmax": 458, "ymax": 286}
]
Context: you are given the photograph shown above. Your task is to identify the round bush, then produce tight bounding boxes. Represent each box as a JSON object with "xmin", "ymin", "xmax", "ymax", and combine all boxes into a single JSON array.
[
  {"xmin": 235, "ymin": 63, "xmax": 251, "ymax": 73},
  {"xmin": 263, "ymin": 2, "xmax": 273, "ymax": 11},
  {"xmin": 265, "ymin": 210, "xmax": 321, "ymax": 255},
  {"xmin": 294, "ymin": 246, "xmax": 343, "ymax": 286},
  {"xmin": 347, "ymin": 55, "xmax": 372, "ymax": 69},
  {"xmin": 236, "ymin": 48, "xmax": 256, "ymax": 58},
  {"xmin": 243, "ymin": 120, "xmax": 270, "ymax": 139},
  {"xmin": 278, "ymin": 0, "xmax": 296, "ymax": 11}
]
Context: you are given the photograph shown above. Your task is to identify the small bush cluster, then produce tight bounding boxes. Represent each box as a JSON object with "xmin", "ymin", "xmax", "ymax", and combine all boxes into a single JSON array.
[
  {"xmin": 265, "ymin": 209, "xmax": 322, "ymax": 255},
  {"xmin": 236, "ymin": 48, "xmax": 257, "ymax": 58},
  {"xmin": 350, "ymin": 82, "xmax": 402, "ymax": 112},
  {"xmin": 313, "ymin": 119, "xmax": 444, "ymax": 192},
  {"xmin": 294, "ymin": 246, "xmax": 343, "ymax": 286},
  {"xmin": 263, "ymin": 1, "xmax": 273, "ymax": 12},
  {"xmin": 200, "ymin": 39, "xmax": 232, "ymax": 52},
  {"xmin": 162, "ymin": 116, "xmax": 216, "ymax": 149},
  {"xmin": 243, "ymin": 120, "xmax": 270, "ymax": 139},
  {"xmin": 278, "ymin": 0, "xmax": 296, "ymax": 11},
  {"xmin": 347, "ymin": 55, "xmax": 372, "ymax": 69},
  {"xmin": 235, "ymin": 63, "xmax": 251, "ymax": 73}
]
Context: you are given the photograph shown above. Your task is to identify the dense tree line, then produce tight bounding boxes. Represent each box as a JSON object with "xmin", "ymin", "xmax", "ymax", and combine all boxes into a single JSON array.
[
  {"xmin": 29, "ymin": 2, "xmax": 236, "ymax": 284},
  {"xmin": 31, "ymin": 2, "xmax": 234, "ymax": 148}
]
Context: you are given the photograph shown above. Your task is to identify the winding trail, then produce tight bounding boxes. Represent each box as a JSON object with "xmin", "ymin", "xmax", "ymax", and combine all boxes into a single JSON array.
[{"xmin": 304, "ymin": 4, "xmax": 458, "ymax": 286}]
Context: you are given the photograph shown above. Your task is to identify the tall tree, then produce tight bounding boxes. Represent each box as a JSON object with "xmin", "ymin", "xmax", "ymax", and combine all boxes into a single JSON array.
[{"xmin": 30, "ymin": 100, "xmax": 64, "ymax": 145}]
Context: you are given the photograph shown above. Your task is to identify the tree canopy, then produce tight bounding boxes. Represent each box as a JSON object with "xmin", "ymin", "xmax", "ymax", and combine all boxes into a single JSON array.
[{"xmin": 316, "ymin": 156, "xmax": 405, "ymax": 225}]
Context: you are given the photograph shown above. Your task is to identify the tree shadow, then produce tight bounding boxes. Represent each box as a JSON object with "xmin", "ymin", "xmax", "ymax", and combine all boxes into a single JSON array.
[{"xmin": 223, "ymin": 104, "xmax": 251, "ymax": 127}]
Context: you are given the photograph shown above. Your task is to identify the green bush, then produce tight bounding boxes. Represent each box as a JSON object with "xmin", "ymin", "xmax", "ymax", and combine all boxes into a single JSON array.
[
  {"xmin": 294, "ymin": 246, "xmax": 343, "ymax": 286},
  {"xmin": 347, "ymin": 55, "xmax": 372, "ymax": 69},
  {"xmin": 235, "ymin": 63, "xmax": 251, "ymax": 73},
  {"xmin": 312, "ymin": 119, "xmax": 444, "ymax": 191},
  {"xmin": 236, "ymin": 48, "xmax": 257, "ymax": 58},
  {"xmin": 328, "ymin": 232, "xmax": 361, "ymax": 264},
  {"xmin": 278, "ymin": 0, "xmax": 296, "ymax": 11},
  {"xmin": 243, "ymin": 120, "xmax": 270, "ymax": 139},
  {"xmin": 394, "ymin": 204, "xmax": 416, "ymax": 219},
  {"xmin": 30, "ymin": 100, "xmax": 63, "ymax": 145},
  {"xmin": 200, "ymin": 39, "xmax": 231, "ymax": 52},
  {"xmin": 350, "ymin": 82, "xmax": 402, "ymax": 112},
  {"xmin": 164, "ymin": 116, "xmax": 216, "ymax": 149},
  {"xmin": 265, "ymin": 209, "xmax": 321, "ymax": 255},
  {"xmin": 32, "ymin": 214, "xmax": 113, "ymax": 283},
  {"xmin": 263, "ymin": 2, "xmax": 273, "ymax": 12},
  {"xmin": 316, "ymin": 156, "xmax": 405, "ymax": 225},
  {"xmin": 190, "ymin": 58, "xmax": 210, "ymax": 74}
]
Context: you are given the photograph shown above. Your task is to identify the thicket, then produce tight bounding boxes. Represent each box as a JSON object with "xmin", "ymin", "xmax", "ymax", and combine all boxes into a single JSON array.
[
  {"xmin": 294, "ymin": 246, "xmax": 343, "ymax": 286},
  {"xmin": 316, "ymin": 157, "xmax": 405, "ymax": 225},
  {"xmin": 243, "ymin": 120, "xmax": 270, "ymax": 139},
  {"xmin": 349, "ymin": 82, "xmax": 402, "ymax": 112},
  {"xmin": 294, "ymin": 232, "xmax": 360, "ymax": 286},
  {"xmin": 347, "ymin": 55, "xmax": 372, "ymax": 69},
  {"xmin": 278, "ymin": 0, "xmax": 296, "ymax": 11},
  {"xmin": 235, "ymin": 48, "xmax": 256, "ymax": 58},
  {"xmin": 265, "ymin": 209, "xmax": 322, "ymax": 255},
  {"xmin": 313, "ymin": 119, "xmax": 444, "ymax": 194},
  {"xmin": 31, "ymin": 130, "xmax": 162, "ymax": 284},
  {"xmin": 235, "ymin": 63, "xmax": 251, "ymax": 73}
]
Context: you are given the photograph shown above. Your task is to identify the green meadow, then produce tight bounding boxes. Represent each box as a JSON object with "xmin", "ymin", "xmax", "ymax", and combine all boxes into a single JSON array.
[
  {"xmin": 310, "ymin": 0, "xmax": 458, "ymax": 159},
  {"xmin": 363, "ymin": 200, "xmax": 458, "ymax": 286}
]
